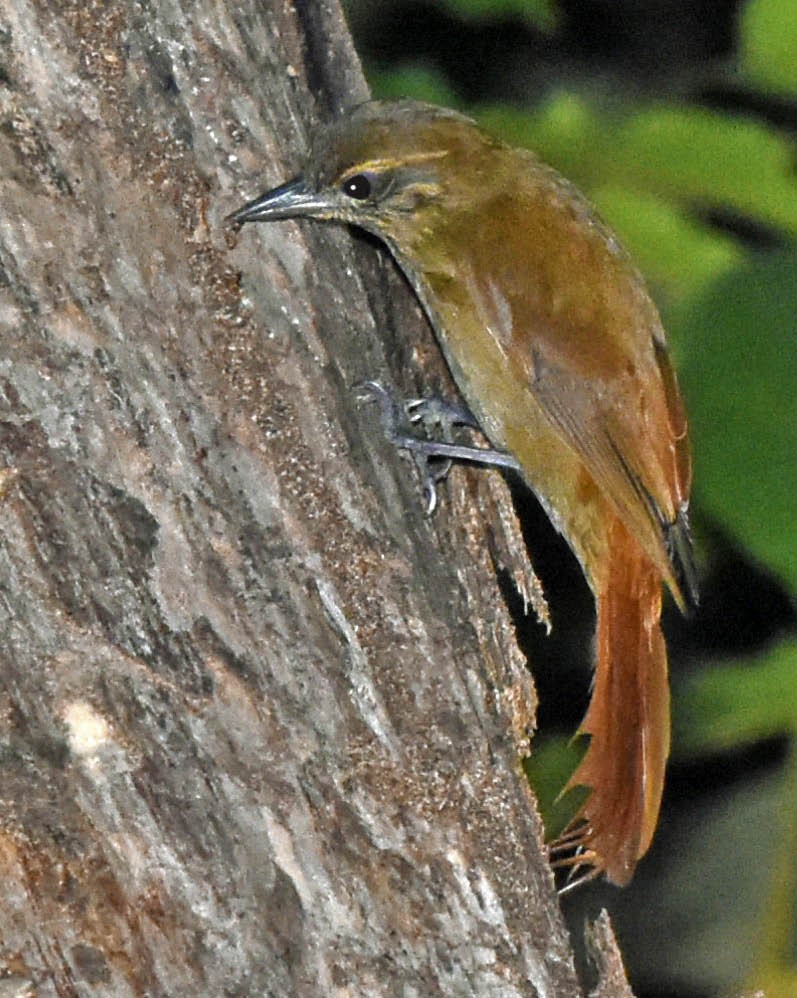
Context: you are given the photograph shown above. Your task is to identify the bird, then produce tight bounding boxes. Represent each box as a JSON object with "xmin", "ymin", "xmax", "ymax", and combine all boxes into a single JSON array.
[{"xmin": 228, "ymin": 99, "xmax": 698, "ymax": 887}]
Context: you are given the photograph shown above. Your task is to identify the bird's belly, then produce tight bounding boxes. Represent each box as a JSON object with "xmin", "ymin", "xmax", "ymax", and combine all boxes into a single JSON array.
[{"xmin": 429, "ymin": 301, "xmax": 612, "ymax": 586}]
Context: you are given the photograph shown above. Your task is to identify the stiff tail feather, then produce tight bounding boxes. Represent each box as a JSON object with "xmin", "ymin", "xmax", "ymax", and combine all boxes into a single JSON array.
[{"xmin": 552, "ymin": 516, "xmax": 671, "ymax": 888}]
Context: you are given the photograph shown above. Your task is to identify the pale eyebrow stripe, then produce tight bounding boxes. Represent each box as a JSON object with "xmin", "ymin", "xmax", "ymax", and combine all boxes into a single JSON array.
[{"xmin": 337, "ymin": 149, "xmax": 450, "ymax": 178}]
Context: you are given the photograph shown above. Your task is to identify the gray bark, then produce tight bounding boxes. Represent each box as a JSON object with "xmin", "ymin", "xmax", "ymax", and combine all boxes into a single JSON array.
[{"xmin": 0, "ymin": 0, "xmax": 631, "ymax": 994}]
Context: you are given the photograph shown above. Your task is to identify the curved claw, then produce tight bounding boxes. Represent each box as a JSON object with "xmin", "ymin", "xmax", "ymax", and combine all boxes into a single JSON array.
[{"xmin": 405, "ymin": 395, "xmax": 479, "ymax": 432}]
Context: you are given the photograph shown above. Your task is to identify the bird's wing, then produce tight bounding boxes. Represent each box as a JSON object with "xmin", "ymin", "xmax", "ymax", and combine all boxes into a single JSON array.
[{"xmin": 517, "ymin": 333, "xmax": 695, "ymax": 607}]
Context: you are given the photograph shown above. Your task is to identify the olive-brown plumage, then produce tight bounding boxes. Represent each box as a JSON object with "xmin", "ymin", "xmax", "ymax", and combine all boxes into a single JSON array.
[{"xmin": 231, "ymin": 100, "xmax": 697, "ymax": 886}]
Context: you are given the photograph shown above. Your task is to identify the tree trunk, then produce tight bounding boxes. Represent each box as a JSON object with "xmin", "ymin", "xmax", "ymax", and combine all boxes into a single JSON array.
[{"xmin": 0, "ymin": 0, "xmax": 632, "ymax": 994}]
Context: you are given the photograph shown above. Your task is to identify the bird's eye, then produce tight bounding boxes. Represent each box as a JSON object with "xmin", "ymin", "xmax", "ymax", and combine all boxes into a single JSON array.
[{"xmin": 341, "ymin": 173, "xmax": 373, "ymax": 200}]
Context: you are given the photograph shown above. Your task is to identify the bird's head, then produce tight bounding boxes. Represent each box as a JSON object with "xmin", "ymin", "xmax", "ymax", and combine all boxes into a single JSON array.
[{"xmin": 228, "ymin": 100, "xmax": 505, "ymax": 247}]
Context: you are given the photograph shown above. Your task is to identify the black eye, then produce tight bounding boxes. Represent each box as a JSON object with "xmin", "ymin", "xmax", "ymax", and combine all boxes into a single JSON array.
[{"xmin": 341, "ymin": 174, "xmax": 372, "ymax": 200}]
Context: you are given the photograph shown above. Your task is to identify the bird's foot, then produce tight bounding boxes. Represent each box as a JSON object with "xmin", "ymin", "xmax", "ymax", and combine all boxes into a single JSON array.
[{"xmin": 355, "ymin": 380, "xmax": 519, "ymax": 514}]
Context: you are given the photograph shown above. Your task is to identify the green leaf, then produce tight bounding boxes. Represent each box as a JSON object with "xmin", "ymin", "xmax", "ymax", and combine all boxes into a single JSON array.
[
  {"xmin": 674, "ymin": 641, "xmax": 797, "ymax": 754},
  {"xmin": 616, "ymin": 106, "xmax": 797, "ymax": 235},
  {"xmin": 741, "ymin": 0, "xmax": 797, "ymax": 95},
  {"xmin": 672, "ymin": 249, "xmax": 797, "ymax": 591}
]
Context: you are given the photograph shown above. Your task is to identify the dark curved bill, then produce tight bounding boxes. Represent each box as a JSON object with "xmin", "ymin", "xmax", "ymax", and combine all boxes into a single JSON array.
[{"xmin": 227, "ymin": 175, "xmax": 330, "ymax": 224}]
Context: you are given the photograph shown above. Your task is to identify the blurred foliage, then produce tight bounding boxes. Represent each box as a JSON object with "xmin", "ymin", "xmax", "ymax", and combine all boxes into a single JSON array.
[
  {"xmin": 676, "ymin": 641, "xmax": 796, "ymax": 754},
  {"xmin": 351, "ymin": 0, "xmax": 796, "ymax": 993},
  {"xmin": 741, "ymin": 0, "xmax": 797, "ymax": 95},
  {"xmin": 675, "ymin": 250, "xmax": 797, "ymax": 592},
  {"xmin": 367, "ymin": 63, "xmax": 462, "ymax": 109}
]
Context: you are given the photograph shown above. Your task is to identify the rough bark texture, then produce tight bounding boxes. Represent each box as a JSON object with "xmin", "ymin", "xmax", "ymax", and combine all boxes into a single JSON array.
[
  {"xmin": 586, "ymin": 911, "xmax": 635, "ymax": 998},
  {"xmin": 0, "ymin": 1, "xmax": 631, "ymax": 995}
]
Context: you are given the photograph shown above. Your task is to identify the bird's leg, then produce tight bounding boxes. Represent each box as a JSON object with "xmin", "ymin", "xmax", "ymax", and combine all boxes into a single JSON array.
[{"xmin": 355, "ymin": 380, "xmax": 520, "ymax": 514}]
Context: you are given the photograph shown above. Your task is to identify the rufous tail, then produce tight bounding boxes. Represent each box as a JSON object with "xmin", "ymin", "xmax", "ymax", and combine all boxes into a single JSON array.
[{"xmin": 553, "ymin": 516, "xmax": 670, "ymax": 888}]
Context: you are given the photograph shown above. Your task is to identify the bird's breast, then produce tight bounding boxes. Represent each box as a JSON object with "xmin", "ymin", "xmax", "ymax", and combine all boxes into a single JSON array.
[{"xmin": 395, "ymin": 245, "xmax": 608, "ymax": 569}]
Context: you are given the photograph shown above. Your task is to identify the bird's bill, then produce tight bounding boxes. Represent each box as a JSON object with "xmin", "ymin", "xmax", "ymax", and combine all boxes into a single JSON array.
[{"xmin": 227, "ymin": 175, "xmax": 328, "ymax": 224}]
